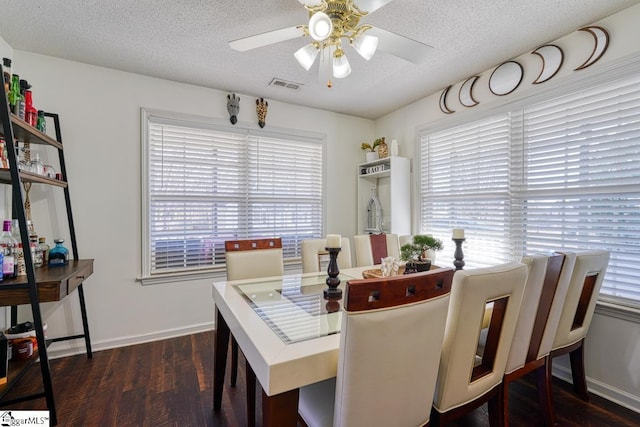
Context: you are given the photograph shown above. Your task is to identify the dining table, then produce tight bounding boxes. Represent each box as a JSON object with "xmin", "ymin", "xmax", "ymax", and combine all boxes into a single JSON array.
[{"xmin": 212, "ymin": 265, "xmax": 372, "ymax": 427}]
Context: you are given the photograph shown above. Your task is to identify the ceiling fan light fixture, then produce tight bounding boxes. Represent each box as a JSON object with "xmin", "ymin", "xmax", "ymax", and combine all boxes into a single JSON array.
[
  {"xmin": 294, "ymin": 43, "xmax": 320, "ymax": 70},
  {"xmin": 333, "ymin": 49, "xmax": 351, "ymax": 79},
  {"xmin": 308, "ymin": 12, "xmax": 333, "ymax": 41},
  {"xmin": 352, "ymin": 34, "xmax": 379, "ymax": 60}
]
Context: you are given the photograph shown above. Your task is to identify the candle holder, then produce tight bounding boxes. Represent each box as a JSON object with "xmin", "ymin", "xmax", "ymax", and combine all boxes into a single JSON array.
[
  {"xmin": 324, "ymin": 247, "xmax": 342, "ymax": 299},
  {"xmin": 453, "ymin": 238, "xmax": 465, "ymax": 270}
]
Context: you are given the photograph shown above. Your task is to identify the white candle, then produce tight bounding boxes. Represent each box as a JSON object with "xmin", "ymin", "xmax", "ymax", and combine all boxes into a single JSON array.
[
  {"xmin": 326, "ymin": 234, "xmax": 341, "ymax": 248},
  {"xmin": 452, "ymin": 228, "xmax": 465, "ymax": 239}
]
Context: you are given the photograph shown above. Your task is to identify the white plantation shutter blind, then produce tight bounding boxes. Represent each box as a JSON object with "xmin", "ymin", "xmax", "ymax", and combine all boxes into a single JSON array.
[
  {"xmin": 420, "ymin": 114, "xmax": 517, "ymax": 267},
  {"xmin": 144, "ymin": 112, "xmax": 323, "ymax": 276},
  {"xmin": 518, "ymin": 75, "xmax": 640, "ymax": 302},
  {"xmin": 419, "ymin": 71, "xmax": 640, "ymax": 305}
]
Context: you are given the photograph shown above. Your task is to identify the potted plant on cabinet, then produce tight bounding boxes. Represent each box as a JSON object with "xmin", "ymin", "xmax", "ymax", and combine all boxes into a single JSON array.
[
  {"xmin": 361, "ymin": 139, "xmax": 380, "ymax": 162},
  {"xmin": 400, "ymin": 235, "xmax": 444, "ymax": 273}
]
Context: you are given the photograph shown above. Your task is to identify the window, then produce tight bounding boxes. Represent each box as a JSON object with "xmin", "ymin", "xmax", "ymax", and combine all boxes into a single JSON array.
[
  {"xmin": 420, "ymin": 70, "xmax": 640, "ymax": 306},
  {"xmin": 141, "ymin": 110, "xmax": 324, "ymax": 281}
]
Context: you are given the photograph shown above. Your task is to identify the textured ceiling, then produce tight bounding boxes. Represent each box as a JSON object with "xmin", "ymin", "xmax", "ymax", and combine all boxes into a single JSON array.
[{"xmin": 1, "ymin": 0, "xmax": 638, "ymax": 119}]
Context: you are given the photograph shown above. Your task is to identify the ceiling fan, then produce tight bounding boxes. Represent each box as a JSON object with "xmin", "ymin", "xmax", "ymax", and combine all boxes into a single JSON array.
[{"xmin": 229, "ymin": 0, "xmax": 433, "ymax": 86}]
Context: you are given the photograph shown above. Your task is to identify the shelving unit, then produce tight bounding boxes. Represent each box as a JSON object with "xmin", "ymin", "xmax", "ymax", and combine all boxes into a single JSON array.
[
  {"xmin": 0, "ymin": 64, "xmax": 93, "ymax": 426},
  {"xmin": 357, "ymin": 156, "xmax": 411, "ymax": 236}
]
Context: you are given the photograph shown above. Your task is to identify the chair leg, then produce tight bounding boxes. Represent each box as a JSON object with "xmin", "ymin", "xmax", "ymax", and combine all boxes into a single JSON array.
[
  {"xmin": 501, "ymin": 378, "xmax": 510, "ymax": 427},
  {"xmin": 231, "ymin": 335, "xmax": 239, "ymax": 387},
  {"xmin": 246, "ymin": 360, "xmax": 256, "ymax": 427},
  {"xmin": 536, "ymin": 356, "xmax": 556, "ymax": 427},
  {"xmin": 569, "ymin": 339, "xmax": 589, "ymax": 401},
  {"xmin": 487, "ymin": 384, "xmax": 505, "ymax": 427}
]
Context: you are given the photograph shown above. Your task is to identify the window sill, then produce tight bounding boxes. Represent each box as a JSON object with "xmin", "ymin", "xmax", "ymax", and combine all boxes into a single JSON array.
[
  {"xmin": 595, "ymin": 297, "xmax": 640, "ymax": 324},
  {"xmin": 138, "ymin": 268, "xmax": 227, "ymax": 286}
]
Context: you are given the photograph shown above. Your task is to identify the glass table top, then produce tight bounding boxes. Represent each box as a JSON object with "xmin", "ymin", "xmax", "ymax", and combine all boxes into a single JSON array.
[{"xmin": 234, "ymin": 273, "xmax": 357, "ymax": 344}]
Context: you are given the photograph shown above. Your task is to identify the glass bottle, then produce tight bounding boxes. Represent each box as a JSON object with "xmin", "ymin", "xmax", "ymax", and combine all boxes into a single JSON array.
[
  {"xmin": 30, "ymin": 235, "xmax": 42, "ymax": 268},
  {"xmin": 48, "ymin": 238, "xmax": 69, "ymax": 266},
  {"xmin": 24, "ymin": 89, "xmax": 37, "ymax": 127},
  {"xmin": 36, "ymin": 110, "xmax": 46, "ymax": 133},
  {"xmin": 2, "ymin": 57, "xmax": 11, "ymax": 94},
  {"xmin": 8, "ymin": 74, "xmax": 20, "ymax": 114},
  {"xmin": 37, "ymin": 237, "xmax": 50, "ymax": 266},
  {"xmin": 30, "ymin": 153, "xmax": 44, "ymax": 175},
  {"xmin": 15, "ymin": 243, "xmax": 26, "ymax": 276},
  {"xmin": 0, "ymin": 220, "xmax": 17, "ymax": 279},
  {"xmin": 18, "ymin": 79, "xmax": 28, "ymax": 120}
]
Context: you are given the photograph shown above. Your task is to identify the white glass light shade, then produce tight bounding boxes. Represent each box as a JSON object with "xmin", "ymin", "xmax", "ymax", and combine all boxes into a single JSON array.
[
  {"xmin": 333, "ymin": 50, "xmax": 351, "ymax": 79},
  {"xmin": 352, "ymin": 34, "xmax": 378, "ymax": 60},
  {"xmin": 308, "ymin": 12, "xmax": 333, "ymax": 41},
  {"xmin": 294, "ymin": 43, "xmax": 320, "ymax": 70}
]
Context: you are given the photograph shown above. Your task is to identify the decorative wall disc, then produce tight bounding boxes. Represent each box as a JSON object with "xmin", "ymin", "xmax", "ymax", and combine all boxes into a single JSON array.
[
  {"xmin": 575, "ymin": 26, "xmax": 609, "ymax": 70},
  {"xmin": 439, "ymin": 85, "xmax": 455, "ymax": 114},
  {"xmin": 489, "ymin": 61, "xmax": 524, "ymax": 96},
  {"xmin": 458, "ymin": 76, "xmax": 480, "ymax": 107},
  {"xmin": 531, "ymin": 44, "xmax": 564, "ymax": 84}
]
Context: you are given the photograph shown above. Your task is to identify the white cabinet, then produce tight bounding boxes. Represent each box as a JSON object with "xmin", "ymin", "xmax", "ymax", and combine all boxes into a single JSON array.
[{"xmin": 357, "ymin": 156, "xmax": 410, "ymax": 235}]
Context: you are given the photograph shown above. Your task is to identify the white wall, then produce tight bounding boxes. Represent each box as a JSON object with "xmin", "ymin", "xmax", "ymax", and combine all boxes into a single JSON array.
[
  {"xmin": 374, "ymin": 4, "xmax": 640, "ymax": 412},
  {"xmin": 7, "ymin": 51, "xmax": 372, "ymax": 353}
]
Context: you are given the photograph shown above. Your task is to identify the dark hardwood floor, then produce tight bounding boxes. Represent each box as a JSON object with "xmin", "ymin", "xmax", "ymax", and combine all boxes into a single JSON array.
[{"xmin": 2, "ymin": 331, "xmax": 639, "ymax": 426}]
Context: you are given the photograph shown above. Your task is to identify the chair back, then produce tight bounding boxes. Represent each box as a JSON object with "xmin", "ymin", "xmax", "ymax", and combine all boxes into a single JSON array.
[
  {"xmin": 433, "ymin": 262, "xmax": 528, "ymax": 413},
  {"xmin": 224, "ymin": 238, "xmax": 283, "ymax": 281},
  {"xmin": 334, "ymin": 268, "xmax": 454, "ymax": 427},
  {"xmin": 503, "ymin": 254, "xmax": 550, "ymax": 374},
  {"xmin": 531, "ymin": 251, "xmax": 576, "ymax": 361},
  {"xmin": 301, "ymin": 237, "xmax": 352, "ymax": 273},
  {"xmin": 552, "ymin": 250, "xmax": 609, "ymax": 351},
  {"xmin": 353, "ymin": 233, "xmax": 400, "ymax": 267}
]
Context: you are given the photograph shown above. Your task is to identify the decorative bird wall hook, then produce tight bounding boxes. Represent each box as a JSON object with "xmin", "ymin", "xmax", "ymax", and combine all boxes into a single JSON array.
[
  {"xmin": 256, "ymin": 97, "xmax": 268, "ymax": 128},
  {"xmin": 227, "ymin": 93, "xmax": 240, "ymax": 124}
]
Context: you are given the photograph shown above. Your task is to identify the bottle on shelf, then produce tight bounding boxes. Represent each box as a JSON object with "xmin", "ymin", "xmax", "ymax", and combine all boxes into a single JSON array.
[
  {"xmin": 48, "ymin": 238, "xmax": 69, "ymax": 267},
  {"xmin": 9, "ymin": 74, "xmax": 20, "ymax": 115},
  {"xmin": 24, "ymin": 88, "xmax": 37, "ymax": 127},
  {"xmin": 18, "ymin": 79, "xmax": 29, "ymax": 120},
  {"xmin": 31, "ymin": 235, "xmax": 43, "ymax": 268},
  {"xmin": 0, "ymin": 220, "xmax": 17, "ymax": 279},
  {"xmin": 30, "ymin": 153, "xmax": 44, "ymax": 175},
  {"xmin": 37, "ymin": 110, "xmax": 47, "ymax": 133},
  {"xmin": 37, "ymin": 237, "xmax": 50, "ymax": 266},
  {"xmin": 2, "ymin": 57, "xmax": 11, "ymax": 94}
]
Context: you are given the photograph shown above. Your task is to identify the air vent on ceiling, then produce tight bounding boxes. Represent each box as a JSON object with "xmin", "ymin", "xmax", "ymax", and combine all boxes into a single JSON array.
[{"xmin": 269, "ymin": 78, "xmax": 303, "ymax": 91}]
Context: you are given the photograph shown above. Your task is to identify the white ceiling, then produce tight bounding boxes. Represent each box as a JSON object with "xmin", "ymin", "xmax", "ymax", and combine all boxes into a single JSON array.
[{"xmin": 1, "ymin": 0, "xmax": 638, "ymax": 119}]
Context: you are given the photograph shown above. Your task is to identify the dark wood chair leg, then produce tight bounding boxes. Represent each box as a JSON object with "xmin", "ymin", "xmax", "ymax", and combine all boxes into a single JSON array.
[
  {"xmin": 231, "ymin": 336, "xmax": 239, "ymax": 387},
  {"xmin": 536, "ymin": 356, "xmax": 556, "ymax": 426},
  {"xmin": 501, "ymin": 379, "xmax": 510, "ymax": 427},
  {"xmin": 569, "ymin": 339, "xmax": 590, "ymax": 401},
  {"xmin": 246, "ymin": 360, "xmax": 256, "ymax": 427},
  {"xmin": 488, "ymin": 384, "xmax": 505, "ymax": 427}
]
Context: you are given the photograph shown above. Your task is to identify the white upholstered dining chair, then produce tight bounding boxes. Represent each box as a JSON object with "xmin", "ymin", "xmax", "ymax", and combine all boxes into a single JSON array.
[
  {"xmin": 353, "ymin": 233, "xmax": 400, "ymax": 266},
  {"xmin": 301, "ymin": 237, "xmax": 352, "ymax": 273},
  {"xmin": 224, "ymin": 237, "xmax": 284, "ymax": 427},
  {"xmin": 431, "ymin": 262, "xmax": 529, "ymax": 426},
  {"xmin": 298, "ymin": 268, "xmax": 455, "ymax": 427},
  {"xmin": 540, "ymin": 250, "xmax": 609, "ymax": 422},
  {"xmin": 498, "ymin": 252, "xmax": 575, "ymax": 426}
]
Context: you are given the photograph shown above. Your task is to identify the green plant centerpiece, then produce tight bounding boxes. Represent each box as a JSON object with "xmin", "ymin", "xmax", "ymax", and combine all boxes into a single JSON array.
[{"xmin": 400, "ymin": 235, "xmax": 444, "ymax": 274}]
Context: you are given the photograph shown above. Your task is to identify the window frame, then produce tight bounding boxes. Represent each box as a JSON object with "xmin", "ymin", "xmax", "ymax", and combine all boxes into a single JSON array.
[
  {"xmin": 139, "ymin": 108, "xmax": 326, "ymax": 285},
  {"xmin": 416, "ymin": 53, "xmax": 640, "ymax": 311}
]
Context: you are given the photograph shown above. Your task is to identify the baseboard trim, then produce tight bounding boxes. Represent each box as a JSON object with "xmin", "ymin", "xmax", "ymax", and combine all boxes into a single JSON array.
[
  {"xmin": 46, "ymin": 322, "xmax": 214, "ymax": 359},
  {"xmin": 553, "ymin": 364, "xmax": 640, "ymax": 414}
]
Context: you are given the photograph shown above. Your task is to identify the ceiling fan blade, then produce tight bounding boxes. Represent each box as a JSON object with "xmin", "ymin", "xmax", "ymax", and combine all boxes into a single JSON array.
[
  {"xmin": 229, "ymin": 26, "xmax": 306, "ymax": 52},
  {"xmin": 297, "ymin": 0, "xmax": 324, "ymax": 6},
  {"xmin": 367, "ymin": 27, "xmax": 433, "ymax": 64},
  {"xmin": 355, "ymin": 0, "xmax": 395, "ymax": 14}
]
